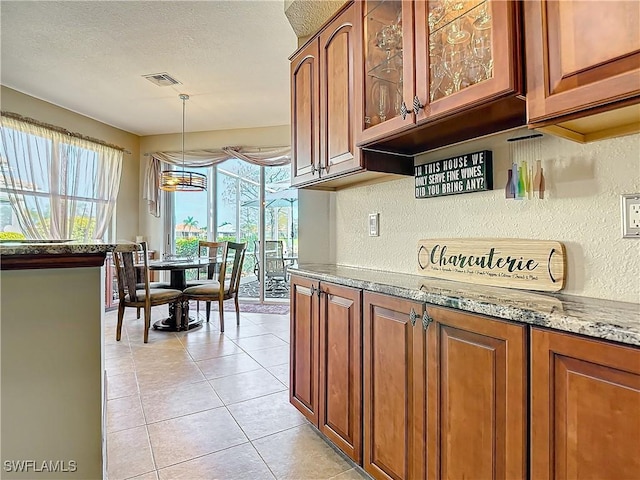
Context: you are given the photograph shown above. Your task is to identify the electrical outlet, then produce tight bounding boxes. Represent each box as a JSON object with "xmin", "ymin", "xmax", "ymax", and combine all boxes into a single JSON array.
[{"xmin": 621, "ymin": 194, "xmax": 640, "ymax": 238}]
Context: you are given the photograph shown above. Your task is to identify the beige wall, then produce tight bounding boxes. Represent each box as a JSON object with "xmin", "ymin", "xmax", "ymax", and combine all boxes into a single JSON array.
[
  {"xmin": 1, "ymin": 266, "xmax": 104, "ymax": 479},
  {"xmin": 1, "ymin": 86, "xmax": 141, "ymax": 241},
  {"xmin": 335, "ymin": 129, "xmax": 640, "ymax": 302},
  {"xmin": 138, "ymin": 125, "xmax": 291, "ymax": 255}
]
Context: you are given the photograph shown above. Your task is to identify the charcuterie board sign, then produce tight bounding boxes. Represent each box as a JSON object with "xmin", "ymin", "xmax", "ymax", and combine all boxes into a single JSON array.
[{"xmin": 417, "ymin": 238, "xmax": 566, "ymax": 292}]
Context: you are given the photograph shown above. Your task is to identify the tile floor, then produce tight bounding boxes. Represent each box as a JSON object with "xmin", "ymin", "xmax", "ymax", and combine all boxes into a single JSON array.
[{"xmin": 105, "ymin": 305, "xmax": 367, "ymax": 480}]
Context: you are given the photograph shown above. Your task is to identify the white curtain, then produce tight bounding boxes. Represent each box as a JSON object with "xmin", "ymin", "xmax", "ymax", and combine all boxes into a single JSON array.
[
  {"xmin": 143, "ymin": 145, "xmax": 291, "ymax": 217},
  {"xmin": 0, "ymin": 115, "xmax": 123, "ymax": 240}
]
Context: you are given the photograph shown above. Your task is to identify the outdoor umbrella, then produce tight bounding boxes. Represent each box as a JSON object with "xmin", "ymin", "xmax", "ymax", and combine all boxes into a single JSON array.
[{"xmin": 241, "ymin": 189, "xmax": 298, "ymax": 253}]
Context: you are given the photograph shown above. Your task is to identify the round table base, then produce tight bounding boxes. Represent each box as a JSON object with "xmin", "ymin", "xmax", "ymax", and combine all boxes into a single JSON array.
[{"xmin": 153, "ymin": 316, "xmax": 202, "ymax": 332}]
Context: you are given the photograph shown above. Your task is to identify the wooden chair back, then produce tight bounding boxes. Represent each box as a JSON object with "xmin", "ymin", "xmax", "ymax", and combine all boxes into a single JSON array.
[
  {"xmin": 224, "ymin": 242, "xmax": 247, "ymax": 296},
  {"xmin": 113, "ymin": 242, "xmax": 150, "ymax": 303},
  {"xmin": 197, "ymin": 240, "xmax": 227, "ymax": 280}
]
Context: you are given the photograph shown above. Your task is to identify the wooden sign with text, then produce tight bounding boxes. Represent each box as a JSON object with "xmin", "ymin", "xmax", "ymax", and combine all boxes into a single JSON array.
[
  {"xmin": 417, "ymin": 238, "xmax": 566, "ymax": 292},
  {"xmin": 415, "ymin": 150, "xmax": 492, "ymax": 198}
]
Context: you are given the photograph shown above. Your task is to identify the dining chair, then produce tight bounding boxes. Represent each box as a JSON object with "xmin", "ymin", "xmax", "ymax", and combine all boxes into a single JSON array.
[
  {"xmin": 186, "ymin": 240, "xmax": 227, "ymax": 316},
  {"xmin": 182, "ymin": 241, "xmax": 247, "ymax": 332},
  {"xmin": 113, "ymin": 242, "xmax": 184, "ymax": 343},
  {"xmin": 264, "ymin": 240, "xmax": 288, "ymax": 291},
  {"xmin": 187, "ymin": 240, "xmax": 227, "ymax": 286}
]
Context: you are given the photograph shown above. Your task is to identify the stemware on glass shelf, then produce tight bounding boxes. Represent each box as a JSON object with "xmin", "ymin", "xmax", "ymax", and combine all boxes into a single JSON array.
[
  {"xmin": 371, "ymin": 79, "xmax": 392, "ymax": 123},
  {"xmin": 364, "ymin": 0, "xmax": 403, "ymax": 128},
  {"xmin": 470, "ymin": 1, "xmax": 492, "ymax": 30},
  {"xmin": 441, "ymin": 42, "xmax": 468, "ymax": 94},
  {"xmin": 426, "ymin": 0, "xmax": 493, "ymax": 100},
  {"xmin": 444, "ymin": 0, "xmax": 471, "ymax": 44},
  {"xmin": 376, "ymin": 24, "xmax": 401, "ymax": 73},
  {"xmin": 471, "ymin": 25, "xmax": 493, "ymax": 80}
]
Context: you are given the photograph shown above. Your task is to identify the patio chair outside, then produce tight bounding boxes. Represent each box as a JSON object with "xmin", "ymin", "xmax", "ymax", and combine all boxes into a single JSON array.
[{"xmin": 264, "ymin": 240, "xmax": 288, "ymax": 291}]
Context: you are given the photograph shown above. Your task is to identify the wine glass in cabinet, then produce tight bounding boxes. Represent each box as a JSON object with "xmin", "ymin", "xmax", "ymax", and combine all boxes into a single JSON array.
[
  {"xmin": 414, "ymin": 0, "xmax": 523, "ymax": 123},
  {"xmin": 357, "ymin": 0, "xmax": 415, "ymax": 144}
]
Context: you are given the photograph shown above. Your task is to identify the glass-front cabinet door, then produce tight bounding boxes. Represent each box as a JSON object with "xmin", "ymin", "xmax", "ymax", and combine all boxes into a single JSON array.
[
  {"xmin": 357, "ymin": 0, "xmax": 520, "ymax": 145},
  {"xmin": 357, "ymin": 0, "xmax": 416, "ymax": 144},
  {"xmin": 414, "ymin": 0, "xmax": 522, "ymax": 122}
]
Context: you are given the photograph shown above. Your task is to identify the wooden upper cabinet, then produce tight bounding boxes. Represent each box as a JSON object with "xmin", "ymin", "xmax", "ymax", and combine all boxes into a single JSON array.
[
  {"xmin": 531, "ymin": 328, "xmax": 640, "ymax": 480},
  {"xmin": 355, "ymin": 0, "xmax": 416, "ymax": 145},
  {"xmin": 421, "ymin": 306, "xmax": 527, "ymax": 480},
  {"xmin": 525, "ymin": 0, "xmax": 640, "ymax": 141},
  {"xmin": 414, "ymin": 0, "xmax": 523, "ymax": 122},
  {"xmin": 356, "ymin": 0, "xmax": 525, "ymax": 154},
  {"xmin": 291, "ymin": 2, "xmax": 368, "ymax": 188},
  {"xmin": 291, "ymin": 40, "xmax": 320, "ymax": 185},
  {"xmin": 319, "ymin": 3, "xmax": 360, "ymax": 179},
  {"xmin": 291, "ymin": 40, "xmax": 320, "ymax": 187},
  {"xmin": 289, "ymin": 275, "xmax": 319, "ymax": 425}
]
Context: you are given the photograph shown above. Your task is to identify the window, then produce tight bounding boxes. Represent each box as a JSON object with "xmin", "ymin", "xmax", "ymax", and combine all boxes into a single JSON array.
[
  {"xmin": 166, "ymin": 160, "xmax": 297, "ymax": 303},
  {"xmin": 0, "ymin": 115, "xmax": 122, "ymax": 241}
]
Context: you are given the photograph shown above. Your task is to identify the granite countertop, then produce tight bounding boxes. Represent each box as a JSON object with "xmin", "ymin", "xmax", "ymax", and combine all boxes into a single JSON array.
[
  {"xmin": 290, "ymin": 264, "xmax": 640, "ymax": 347},
  {"xmin": 0, "ymin": 241, "xmax": 136, "ymax": 256}
]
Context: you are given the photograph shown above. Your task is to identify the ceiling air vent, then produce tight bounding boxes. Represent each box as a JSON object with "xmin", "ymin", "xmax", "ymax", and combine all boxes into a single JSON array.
[{"xmin": 142, "ymin": 72, "xmax": 181, "ymax": 87}]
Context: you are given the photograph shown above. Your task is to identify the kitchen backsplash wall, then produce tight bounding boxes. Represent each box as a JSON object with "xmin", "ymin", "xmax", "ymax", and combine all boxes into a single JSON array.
[{"xmin": 335, "ymin": 130, "xmax": 640, "ymax": 302}]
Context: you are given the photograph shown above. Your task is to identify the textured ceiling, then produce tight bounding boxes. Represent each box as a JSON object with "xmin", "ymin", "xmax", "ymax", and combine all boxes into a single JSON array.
[
  {"xmin": 284, "ymin": 0, "xmax": 346, "ymax": 38},
  {"xmin": 0, "ymin": 1, "xmax": 298, "ymax": 136}
]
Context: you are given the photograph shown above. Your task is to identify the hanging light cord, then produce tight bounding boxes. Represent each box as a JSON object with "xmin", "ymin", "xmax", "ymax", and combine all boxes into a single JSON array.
[{"xmin": 180, "ymin": 93, "xmax": 188, "ymax": 174}]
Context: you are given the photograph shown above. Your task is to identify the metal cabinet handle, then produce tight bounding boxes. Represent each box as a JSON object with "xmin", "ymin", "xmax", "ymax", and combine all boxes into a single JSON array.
[
  {"xmin": 422, "ymin": 310, "xmax": 434, "ymax": 329},
  {"xmin": 311, "ymin": 163, "xmax": 325, "ymax": 176},
  {"xmin": 400, "ymin": 101, "xmax": 410, "ymax": 120},
  {"xmin": 413, "ymin": 96, "xmax": 425, "ymax": 116},
  {"xmin": 409, "ymin": 308, "xmax": 418, "ymax": 326},
  {"xmin": 310, "ymin": 285, "xmax": 316, "ymax": 296}
]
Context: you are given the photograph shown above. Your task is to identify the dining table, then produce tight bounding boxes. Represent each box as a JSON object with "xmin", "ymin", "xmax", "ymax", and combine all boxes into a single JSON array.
[{"xmin": 147, "ymin": 257, "xmax": 212, "ymax": 332}]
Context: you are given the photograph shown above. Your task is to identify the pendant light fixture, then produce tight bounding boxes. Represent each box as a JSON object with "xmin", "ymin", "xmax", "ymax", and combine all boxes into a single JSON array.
[{"xmin": 160, "ymin": 94, "xmax": 207, "ymax": 192}]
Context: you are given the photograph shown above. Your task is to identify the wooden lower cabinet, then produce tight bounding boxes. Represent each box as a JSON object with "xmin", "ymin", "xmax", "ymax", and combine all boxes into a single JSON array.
[
  {"xmin": 363, "ymin": 292, "xmax": 424, "ymax": 480},
  {"xmin": 422, "ymin": 305, "xmax": 528, "ymax": 480},
  {"xmin": 293, "ymin": 276, "xmax": 638, "ymax": 480},
  {"xmin": 319, "ymin": 281, "xmax": 362, "ymax": 462},
  {"xmin": 531, "ymin": 328, "xmax": 640, "ymax": 480},
  {"xmin": 290, "ymin": 275, "xmax": 363, "ymax": 462},
  {"xmin": 290, "ymin": 275, "xmax": 319, "ymax": 425}
]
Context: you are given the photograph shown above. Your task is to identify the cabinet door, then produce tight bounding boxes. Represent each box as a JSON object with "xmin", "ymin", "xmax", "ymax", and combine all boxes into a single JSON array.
[
  {"xmin": 422, "ymin": 306, "xmax": 527, "ymax": 480},
  {"xmin": 318, "ymin": 282, "xmax": 362, "ymax": 462},
  {"xmin": 356, "ymin": 0, "xmax": 416, "ymax": 145},
  {"xmin": 289, "ymin": 275, "xmax": 319, "ymax": 425},
  {"xmin": 525, "ymin": 0, "xmax": 640, "ymax": 125},
  {"xmin": 363, "ymin": 292, "xmax": 423, "ymax": 480},
  {"xmin": 531, "ymin": 328, "xmax": 640, "ymax": 480},
  {"xmin": 319, "ymin": 3, "xmax": 360, "ymax": 180},
  {"xmin": 291, "ymin": 40, "xmax": 320, "ymax": 187},
  {"xmin": 414, "ymin": 0, "xmax": 523, "ymax": 123}
]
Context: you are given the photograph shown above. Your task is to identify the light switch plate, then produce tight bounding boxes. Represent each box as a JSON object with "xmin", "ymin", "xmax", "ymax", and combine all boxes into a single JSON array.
[
  {"xmin": 621, "ymin": 194, "xmax": 640, "ymax": 238},
  {"xmin": 369, "ymin": 213, "xmax": 379, "ymax": 237}
]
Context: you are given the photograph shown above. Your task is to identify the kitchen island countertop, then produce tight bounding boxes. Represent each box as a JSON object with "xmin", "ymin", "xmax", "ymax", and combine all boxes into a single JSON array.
[
  {"xmin": 0, "ymin": 241, "xmax": 138, "ymax": 270},
  {"xmin": 290, "ymin": 263, "xmax": 640, "ymax": 347}
]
